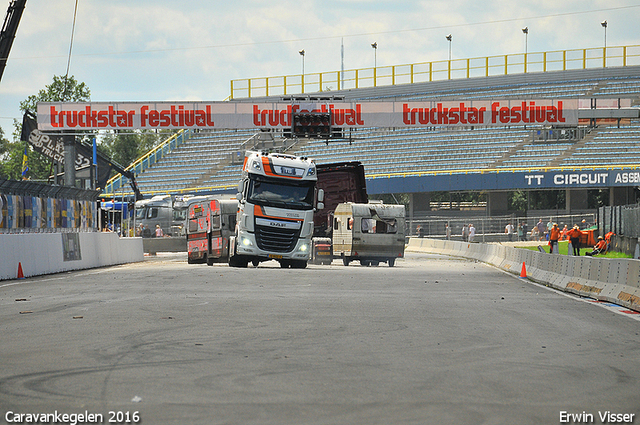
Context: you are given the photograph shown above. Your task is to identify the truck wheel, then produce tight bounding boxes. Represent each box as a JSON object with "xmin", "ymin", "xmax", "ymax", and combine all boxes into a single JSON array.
[
  {"xmin": 229, "ymin": 254, "xmax": 248, "ymax": 268},
  {"xmin": 252, "ymin": 259, "xmax": 260, "ymax": 267},
  {"xmin": 388, "ymin": 258, "xmax": 395, "ymax": 267},
  {"xmin": 280, "ymin": 260, "xmax": 291, "ymax": 268},
  {"xmin": 371, "ymin": 260, "xmax": 380, "ymax": 267},
  {"xmin": 291, "ymin": 260, "xmax": 307, "ymax": 269},
  {"xmin": 361, "ymin": 260, "xmax": 371, "ymax": 266},
  {"xmin": 342, "ymin": 257, "xmax": 350, "ymax": 266},
  {"xmin": 206, "ymin": 255, "xmax": 215, "ymax": 266}
]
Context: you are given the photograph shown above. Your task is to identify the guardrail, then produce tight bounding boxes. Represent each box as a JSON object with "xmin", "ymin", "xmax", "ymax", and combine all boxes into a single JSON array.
[
  {"xmin": 407, "ymin": 238, "xmax": 640, "ymax": 312},
  {"xmin": 230, "ymin": 45, "xmax": 640, "ymax": 99}
]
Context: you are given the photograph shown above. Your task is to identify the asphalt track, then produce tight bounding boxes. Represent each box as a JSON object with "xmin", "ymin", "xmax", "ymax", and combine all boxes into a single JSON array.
[{"xmin": 0, "ymin": 252, "xmax": 639, "ymax": 425}]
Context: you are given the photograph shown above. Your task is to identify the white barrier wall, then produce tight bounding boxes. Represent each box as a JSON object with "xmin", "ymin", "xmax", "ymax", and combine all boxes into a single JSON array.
[
  {"xmin": 407, "ymin": 238, "xmax": 640, "ymax": 312},
  {"xmin": 0, "ymin": 232, "xmax": 144, "ymax": 280}
]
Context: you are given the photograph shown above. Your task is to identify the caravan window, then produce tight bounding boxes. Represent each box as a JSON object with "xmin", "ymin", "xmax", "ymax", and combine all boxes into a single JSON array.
[
  {"xmin": 375, "ymin": 219, "xmax": 397, "ymax": 234},
  {"xmin": 361, "ymin": 218, "xmax": 376, "ymax": 233}
]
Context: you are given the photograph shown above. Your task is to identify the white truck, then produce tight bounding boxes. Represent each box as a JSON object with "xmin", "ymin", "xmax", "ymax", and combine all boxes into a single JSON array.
[{"xmin": 229, "ymin": 150, "xmax": 324, "ymax": 268}]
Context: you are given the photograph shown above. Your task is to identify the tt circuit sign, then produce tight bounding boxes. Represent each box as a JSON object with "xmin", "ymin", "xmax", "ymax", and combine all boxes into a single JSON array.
[
  {"xmin": 524, "ymin": 170, "xmax": 640, "ymax": 189},
  {"xmin": 36, "ymin": 99, "xmax": 578, "ymax": 131}
]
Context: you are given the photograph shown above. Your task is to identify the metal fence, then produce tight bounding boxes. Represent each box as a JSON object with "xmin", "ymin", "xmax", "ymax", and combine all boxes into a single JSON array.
[
  {"xmin": 412, "ymin": 213, "xmax": 597, "ymax": 243},
  {"xmin": 600, "ymin": 204, "xmax": 640, "ymax": 238}
]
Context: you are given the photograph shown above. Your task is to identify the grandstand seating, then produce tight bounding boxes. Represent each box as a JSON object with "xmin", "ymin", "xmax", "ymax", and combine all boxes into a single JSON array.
[{"xmin": 127, "ymin": 66, "xmax": 640, "ymax": 196}]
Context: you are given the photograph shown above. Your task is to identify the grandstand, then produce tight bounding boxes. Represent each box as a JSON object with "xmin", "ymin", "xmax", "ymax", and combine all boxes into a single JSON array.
[{"xmin": 112, "ymin": 48, "xmax": 640, "ymax": 214}]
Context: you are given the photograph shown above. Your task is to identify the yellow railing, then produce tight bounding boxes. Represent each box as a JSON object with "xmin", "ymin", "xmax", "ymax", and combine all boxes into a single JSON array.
[{"xmin": 230, "ymin": 45, "xmax": 640, "ymax": 99}]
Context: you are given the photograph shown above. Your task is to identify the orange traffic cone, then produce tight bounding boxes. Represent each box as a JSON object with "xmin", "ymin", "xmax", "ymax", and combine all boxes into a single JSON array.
[
  {"xmin": 17, "ymin": 262, "xmax": 25, "ymax": 279},
  {"xmin": 519, "ymin": 262, "xmax": 527, "ymax": 279}
]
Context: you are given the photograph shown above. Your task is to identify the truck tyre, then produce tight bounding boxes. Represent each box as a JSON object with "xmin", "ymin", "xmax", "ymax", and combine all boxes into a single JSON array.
[
  {"xmin": 371, "ymin": 260, "xmax": 380, "ymax": 267},
  {"xmin": 252, "ymin": 259, "xmax": 260, "ymax": 267},
  {"xmin": 206, "ymin": 255, "xmax": 215, "ymax": 266},
  {"xmin": 388, "ymin": 258, "xmax": 395, "ymax": 267},
  {"xmin": 361, "ymin": 260, "xmax": 371, "ymax": 266},
  {"xmin": 229, "ymin": 253, "xmax": 248, "ymax": 268},
  {"xmin": 291, "ymin": 260, "xmax": 307, "ymax": 269},
  {"xmin": 342, "ymin": 257, "xmax": 350, "ymax": 266}
]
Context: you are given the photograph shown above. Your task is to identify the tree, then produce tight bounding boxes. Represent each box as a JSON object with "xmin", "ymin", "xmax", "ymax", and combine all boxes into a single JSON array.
[
  {"xmin": 100, "ymin": 130, "xmax": 172, "ymax": 170},
  {"xmin": 0, "ymin": 75, "xmax": 91, "ymax": 181}
]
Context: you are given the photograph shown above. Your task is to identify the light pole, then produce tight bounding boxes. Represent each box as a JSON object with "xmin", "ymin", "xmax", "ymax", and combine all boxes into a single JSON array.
[
  {"xmin": 299, "ymin": 49, "xmax": 305, "ymax": 75},
  {"xmin": 299, "ymin": 49, "xmax": 305, "ymax": 92},
  {"xmin": 371, "ymin": 42, "xmax": 377, "ymax": 86},
  {"xmin": 601, "ymin": 20, "xmax": 607, "ymax": 67},
  {"xmin": 446, "ymin": 34, "xmax": 452, "ymax": 79},
  {"xmin": 522, "ymin": 27, "xmax": 528, "ymax": 72}
]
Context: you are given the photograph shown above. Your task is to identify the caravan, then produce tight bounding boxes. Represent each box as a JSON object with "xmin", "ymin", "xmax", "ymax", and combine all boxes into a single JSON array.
[{"xmin": 333, "ymin": 202, "xmax": 405, "ymax": 267}]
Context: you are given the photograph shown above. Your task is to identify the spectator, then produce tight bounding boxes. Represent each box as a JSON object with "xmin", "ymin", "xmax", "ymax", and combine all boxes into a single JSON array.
[
  {"xmin": 536, "ymin": 219, "xmax": 546, "ymax": 241},
  {"xmin": 461, "ymin": 225, "xmax": 468, "ymax": 242},
  {"xmin": 521, "ymin": 222, "xmax": 528, "ymax": 241},
  {"xmin": 155, "ymin": 224, "xmax": 164, "ymax": 238},
  {"xmin": 566, "ymin": 225, "xmax": 582, "ymax": 256},
  {"xmin": 549, "ymin": 223, "xmax": 561, "ymax": 254},
  {"xmin": 517, "ymin": 223, "xmax": 524, "ymax": 241},
  {"xmin": 445, "ymin": 224, "xmax": 451, "ymax": 240},
  {"xmin": 505, "ymin": 222, "xmax": 515, "ymax": 241},
  {"xmin": 585, "ymin": 236, "xmax": 607, "ymax": 256},
  {"xmin": 468, "ymin": 224, "xmax": 476, "ymax": 242}
]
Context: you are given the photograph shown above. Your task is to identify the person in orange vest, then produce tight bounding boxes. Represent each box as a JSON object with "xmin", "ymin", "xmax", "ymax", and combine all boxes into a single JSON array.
[
  {"xmin": 586, "ymin": 236, "xmax": 607, "ymax": 256},
  {"xmin": 566, "ymin": 225, "xmax": 582, "ymax": 256},
  {"xmin": 549, "ymin": 223, "xmax": 561, "ymax": 254}
]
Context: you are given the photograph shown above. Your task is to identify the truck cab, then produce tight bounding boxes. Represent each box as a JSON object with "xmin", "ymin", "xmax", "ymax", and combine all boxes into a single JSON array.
[{"xmin": 230, "ymin": 150, "xmax": 323, "ymax": 268}]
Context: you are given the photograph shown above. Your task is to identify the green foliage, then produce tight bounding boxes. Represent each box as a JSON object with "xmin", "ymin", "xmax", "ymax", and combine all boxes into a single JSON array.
[
  {"xmin": 1, "ymin": 75, "xmax": 91, "ymax": 181},
  {"xmin": 19, "ymin": 75, "xmax": 90, "ymax": 112},
  {"xmin": 100, "ymin": 130, "xmax": 173, "ymax": 170}
]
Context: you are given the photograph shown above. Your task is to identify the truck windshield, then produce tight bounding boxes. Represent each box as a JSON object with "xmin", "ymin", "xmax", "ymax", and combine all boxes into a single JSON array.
[{"xmin": 247, "ymin": 175, "xmax": 315, "ymax": 210}]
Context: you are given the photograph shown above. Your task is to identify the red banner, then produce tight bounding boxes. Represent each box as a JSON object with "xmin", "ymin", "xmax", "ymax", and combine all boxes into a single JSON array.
[{"xmin": 37, "ymin": 99, "xmax": 579, "ymax": 131}]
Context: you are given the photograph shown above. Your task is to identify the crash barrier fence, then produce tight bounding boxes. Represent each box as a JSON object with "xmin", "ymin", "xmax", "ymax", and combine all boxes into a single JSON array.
[
  {"xmin": 407, "ymin": 238, "xmax": 640, "ymax": 313},
  {"xmin": 0, "ymin": 231, "xmax": 143, "ymax": 281},
  {"xmin": 0, "ymin": 179, "xmax": 101, "ymax": 233},
  {"xmin": 601, "ymin": 204, "xmax": 640, "ymax": 239},
  {"xmin": 411, "ymin": 213, "xmax": 597, "ymax": 242}
]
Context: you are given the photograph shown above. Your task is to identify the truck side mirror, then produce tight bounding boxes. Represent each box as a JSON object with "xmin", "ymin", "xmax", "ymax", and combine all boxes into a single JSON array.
[
  {"xmin": 317, "ymin": 202, "xmax": 324, "ymax": 210},
  {"xmin": 317, "ymin": 189, "xmax": 324, "ymax": 203},
  {"xmin": 236, "ymin": 192, "xmax": 243, "ymax": 202}
]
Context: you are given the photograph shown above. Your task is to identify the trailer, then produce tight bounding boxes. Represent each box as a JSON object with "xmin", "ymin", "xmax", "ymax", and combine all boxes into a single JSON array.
[
  {"xmin": 332, "ymin": 202, "xmax": 405, "ymax": 267},
  {"xmin": 311, "ymin": 161, "xmax": 368, "ymax": 264},
  {"xmin": 186, "ymin": 197, "xmax": 238, "ymax": 265}
]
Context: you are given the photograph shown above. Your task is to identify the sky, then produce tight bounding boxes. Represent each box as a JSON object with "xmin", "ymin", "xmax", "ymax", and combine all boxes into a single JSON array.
[{"xmin": 1, "ymin": 0, "xmax": 639, "ymax": 136}]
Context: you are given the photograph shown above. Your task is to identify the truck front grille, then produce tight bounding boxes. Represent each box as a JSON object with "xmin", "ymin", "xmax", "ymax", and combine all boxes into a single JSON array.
[{"xmin": 255, "ymin": 225, "xmax": 300, "ymax": 253}]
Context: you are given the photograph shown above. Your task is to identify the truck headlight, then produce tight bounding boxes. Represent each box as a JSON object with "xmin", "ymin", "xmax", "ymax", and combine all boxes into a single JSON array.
[
  {"xmin": 299, "ymin": 243, "xmax": 308, "ymax": 252},
  {"xmin": 241, "ymin": 236, "xmax": 253, "ymax": 246}
]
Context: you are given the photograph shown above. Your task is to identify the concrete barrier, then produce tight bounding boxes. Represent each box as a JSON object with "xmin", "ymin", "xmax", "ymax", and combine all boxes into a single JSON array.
[
  {"xmin": 407, "ymin": 237, "xmax": 640, "ymax": 312},
  {"xmin": 0, "ymin": 232, "xmax": 143, "ymax": 281}
]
